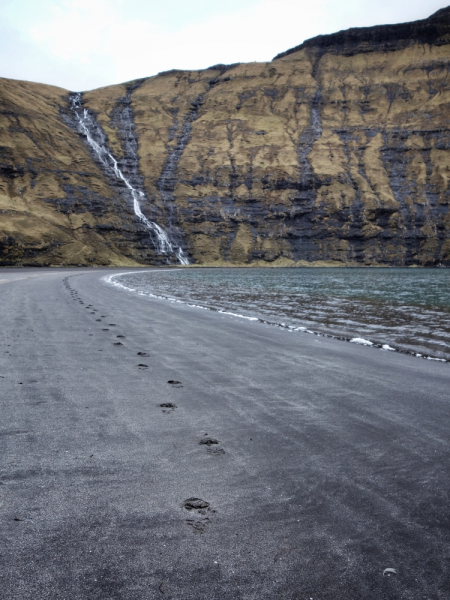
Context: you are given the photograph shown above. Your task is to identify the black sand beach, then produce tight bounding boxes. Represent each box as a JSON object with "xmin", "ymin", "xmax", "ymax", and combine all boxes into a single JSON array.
[{"xmin": 1, "ymin": 268, "xmax": 449, "ymax": 599}]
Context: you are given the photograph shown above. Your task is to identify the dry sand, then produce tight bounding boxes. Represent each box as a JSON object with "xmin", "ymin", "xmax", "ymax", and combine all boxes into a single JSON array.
[{"xmin": 1, "ymin": 267, "xmax": 449, "ymax": 599}]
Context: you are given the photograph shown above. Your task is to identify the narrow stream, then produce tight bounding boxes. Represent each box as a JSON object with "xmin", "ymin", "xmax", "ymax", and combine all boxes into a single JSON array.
[{"xmin": 69, "ymin": 93, "xmax": 188, "ymax": 265}]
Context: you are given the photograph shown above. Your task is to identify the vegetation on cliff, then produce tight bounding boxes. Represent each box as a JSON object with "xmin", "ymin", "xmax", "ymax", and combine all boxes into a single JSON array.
[{"xmin": 1, "ymin": 7, "xmax": 449, "ymax": 266}]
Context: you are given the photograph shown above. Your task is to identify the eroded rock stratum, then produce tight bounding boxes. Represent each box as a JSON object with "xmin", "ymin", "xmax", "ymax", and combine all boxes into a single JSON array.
[{"xmin": 1, "ymin": 7, "xmax": 449, "ymax": 266}]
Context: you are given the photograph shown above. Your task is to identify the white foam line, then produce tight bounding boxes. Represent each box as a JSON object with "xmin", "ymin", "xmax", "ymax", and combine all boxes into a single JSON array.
[
  {"xmin": 103, "ymin": 271, "xmax": 449, "ymax": 364},
  {"xmin": 350, "ymin": 338, "xmax": 373, "ymax": 346},
  {"xmin": 104, "ymin": 270, "xmax": 179, "ymax": 289},
  {"xmin": 218, "ymin": 310, "xmax": 258, "ymax": 321}
]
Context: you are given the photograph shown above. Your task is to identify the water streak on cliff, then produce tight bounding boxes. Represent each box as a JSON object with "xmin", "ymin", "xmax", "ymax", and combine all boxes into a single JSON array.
[
  {"xmin": 69, "ymin": 93, "xmax": 189, "ymax": 264},
  {"xmin": 157, "ymin": 96, "xmax": 203, "ymax": 205},
  {"xmin": 298, "ymin": 86, "xmax": 322, "ymax": 182}
]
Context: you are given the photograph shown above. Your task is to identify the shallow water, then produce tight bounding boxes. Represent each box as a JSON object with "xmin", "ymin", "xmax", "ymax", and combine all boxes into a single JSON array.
[{"xmin": 113, "ymin": 268, "xmax": 450, "ymax": 361}]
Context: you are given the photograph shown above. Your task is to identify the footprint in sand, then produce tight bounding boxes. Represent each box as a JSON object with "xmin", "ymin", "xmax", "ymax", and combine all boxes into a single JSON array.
[
  {"xmin": 138, "ymin": 364, "xmax": 148, "ymax": 369},
  {"xmin": 113, "ymin": 342, "xmax": 123, "ymax": 346},
  {"xmin": 182, "ymin": 498, "xmax": 215, "ymax": 533},
  {"xmin": 167, "ymin": 380, "xmax": 183, "ymax": 388},
  {"xmin": 199, "ymin": 437, "xmax": 219, "ymax": 446},
  {"xmin": 199, "ymin": 435, "xmax": 226, "ymax": 455},
  {"xmin": 159, "ymin": 402, "xmax": 176, "ymax": 413}
]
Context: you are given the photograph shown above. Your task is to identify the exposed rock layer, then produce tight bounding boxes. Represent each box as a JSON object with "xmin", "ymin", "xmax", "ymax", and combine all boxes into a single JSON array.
[{"xmin": 1, "ymin": 7, "xmax": 449, "ymax": 266}]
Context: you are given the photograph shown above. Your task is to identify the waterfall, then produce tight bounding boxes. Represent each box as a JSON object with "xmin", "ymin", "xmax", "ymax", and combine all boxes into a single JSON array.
[{"xmin": 69, "ymin": 93, "xmax": 189, "ymax": 265}]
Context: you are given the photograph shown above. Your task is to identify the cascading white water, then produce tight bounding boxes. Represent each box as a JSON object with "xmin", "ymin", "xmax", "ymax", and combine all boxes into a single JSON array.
[{"xmin": 69, "ymin": 93, "xmax": 189, "ymax": 265}]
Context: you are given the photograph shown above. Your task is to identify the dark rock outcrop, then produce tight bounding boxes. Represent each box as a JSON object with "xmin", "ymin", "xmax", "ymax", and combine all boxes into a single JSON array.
[{"xmin": 274, "ymin": 6, "xmax": 450, "ymax": 59}]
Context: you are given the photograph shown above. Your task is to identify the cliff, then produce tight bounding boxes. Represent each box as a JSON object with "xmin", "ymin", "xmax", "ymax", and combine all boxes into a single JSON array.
[{"xmin": 1, "ymin": 6, "xmax": 449, "ymax": 267}]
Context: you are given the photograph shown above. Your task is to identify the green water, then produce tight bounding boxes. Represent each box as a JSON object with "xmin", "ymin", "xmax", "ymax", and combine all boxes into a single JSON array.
[{"xmin": 116, "ymin": 268, "xmax": 450, "ymax": 361}]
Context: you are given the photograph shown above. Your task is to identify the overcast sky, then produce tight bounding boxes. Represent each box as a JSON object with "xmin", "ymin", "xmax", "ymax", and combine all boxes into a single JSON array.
[{"xmin": 0, "ymin": 0, "xmax": 446, "ymax": 91}]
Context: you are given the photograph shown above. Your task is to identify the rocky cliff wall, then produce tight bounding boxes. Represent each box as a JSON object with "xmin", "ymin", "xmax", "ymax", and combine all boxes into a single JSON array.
[{"xmin": 1, "ymin": 7, "xmax": 449, "ymax": 266}]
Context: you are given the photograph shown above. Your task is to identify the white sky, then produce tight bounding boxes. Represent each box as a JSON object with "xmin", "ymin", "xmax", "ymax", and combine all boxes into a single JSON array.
[{"xmin": 0, "ymin": 0, "xmax": 446, "ymax": 91}]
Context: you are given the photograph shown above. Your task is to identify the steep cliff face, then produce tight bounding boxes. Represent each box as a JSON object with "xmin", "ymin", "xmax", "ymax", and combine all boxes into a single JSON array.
[
  {"xmin": 0, "ymin": 79, "xmax": 152, "ymax": 266},
  {"xmin": 1, "ymin": 7, "xmax": 449, "ymax": 266}
]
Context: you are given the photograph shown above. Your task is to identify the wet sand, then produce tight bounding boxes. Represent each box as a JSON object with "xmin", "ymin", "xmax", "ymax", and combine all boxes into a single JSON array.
[{"xmin": 1, "ymin": 267, "xmax": 449, "ymax": 599}]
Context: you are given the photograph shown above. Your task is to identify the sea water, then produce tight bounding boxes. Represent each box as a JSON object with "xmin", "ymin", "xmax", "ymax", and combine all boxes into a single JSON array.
[{"xmin": 111, "ymin": 268, "xmax": 450, "ymax": 361}]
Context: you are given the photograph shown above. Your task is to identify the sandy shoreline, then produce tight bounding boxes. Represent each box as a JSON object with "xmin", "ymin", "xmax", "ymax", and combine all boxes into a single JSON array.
[
  {"xmin": 1, "ymin": 268, "xmax": 449, "ymax": 599},
  {"xmin": 106, "ymin": 269, "xmax": 450, "ymax": 363}
]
